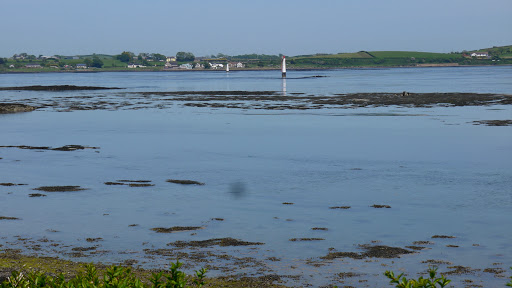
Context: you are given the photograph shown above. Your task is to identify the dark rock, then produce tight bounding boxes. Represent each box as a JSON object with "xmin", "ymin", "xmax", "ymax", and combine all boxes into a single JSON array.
[
  {"xmin": 371, "ymin": 204, "xmax": 391, "ymax": 208},
  {"xmin": 151, "ymin": 226, "xmax": 203, "ymax": 233},
  {"xmin": 166, "ymin": 179, "xmax": 204, "ymax": 185},
  {"xmin": 168, "ymin": 237, "xmax": 264, "ymax": 248},
  {"xmin": 33, "ymin": 186, "xmax": 87, "ymax": 192}
]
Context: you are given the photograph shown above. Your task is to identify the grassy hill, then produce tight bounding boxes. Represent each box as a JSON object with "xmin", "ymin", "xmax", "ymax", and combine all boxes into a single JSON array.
[
  {"xmin": 368, "ymin": 51, "xmax": 462, "ymax": 60},
  {"xmin": 294, "ymin": 51, "xmax": 373, "ymax": 59},
  {"xmin": 289, "ymin": 46, "xmax": 512, "ymax": 68},
  {"xmin": 471, "ymin": 45, "xmax": 512, "ymax": 58}
]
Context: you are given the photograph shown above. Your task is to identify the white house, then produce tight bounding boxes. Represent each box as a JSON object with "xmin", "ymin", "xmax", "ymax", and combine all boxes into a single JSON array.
[
  {"xmin": 25, "ymin": 64, "xmax": 42, "ymax": 68},
  {"xmin": 229, "ymin": 62, "xmax": 245, "ymax": 68},
  {"xmin": 195, "ymin": 63, "xmax": 204, "ymax": 69},
  {"xmin": 470, "ymin": 52, "xmax": 489, "ymax": 58},
  {"xmin": 76, "ymin": 64, "xmax": 87, "ymax": 69},
  {"xmin": 127, "ymin": 64, "xmax": 146, "ymax": 68},
  {"xmin": 210, "ymin": 63, "xmax": 224, "ymax": 69},
  {"xmin": 179, "ymin": 63, "xmax": 193, "ymax": 69}
]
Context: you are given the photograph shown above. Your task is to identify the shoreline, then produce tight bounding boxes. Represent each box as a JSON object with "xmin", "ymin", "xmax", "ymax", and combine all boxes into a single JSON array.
[{"xmin": 1, "ymin": 64, "xmax": 511, "ymax": 74}]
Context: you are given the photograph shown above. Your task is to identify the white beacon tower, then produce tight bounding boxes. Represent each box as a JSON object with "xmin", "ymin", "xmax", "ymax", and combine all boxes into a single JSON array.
[
  {"xmin": 226, "ymin": 62, "xmax": 229, "ymax": 72},
  {"xmin": 281, "ymin": 55, "xmax": 286, "ymax": 78}
]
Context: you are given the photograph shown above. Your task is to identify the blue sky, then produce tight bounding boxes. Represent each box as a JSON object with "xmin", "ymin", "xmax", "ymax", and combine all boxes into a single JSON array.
[{"xmin": 1, "ymin": 0, "xmax": 511, "ymax": 57}]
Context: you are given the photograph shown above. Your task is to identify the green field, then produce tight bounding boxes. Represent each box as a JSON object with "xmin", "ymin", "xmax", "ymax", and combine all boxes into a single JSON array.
[
  {"xmin": 368, "ymin": 51, "xmax": 463, "ymax": 60},
  {"xmin": 294, "ymin": 51, "xmax": 373, "ymax": 59}
]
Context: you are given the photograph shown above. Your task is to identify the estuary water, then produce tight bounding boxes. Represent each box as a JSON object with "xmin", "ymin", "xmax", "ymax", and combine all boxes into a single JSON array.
[{"xmin": 1, "ymin": 67, "xmax": 511, "ymax": 287}]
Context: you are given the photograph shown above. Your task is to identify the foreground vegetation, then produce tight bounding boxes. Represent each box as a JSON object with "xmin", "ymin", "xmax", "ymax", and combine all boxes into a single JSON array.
[
  {"xmin": 1, "ymin": 255, "xmax": 511, "ymax": 288},
  {"xmin": 0, "ymin": 260, "xmax": 205, "ymax": 288}
]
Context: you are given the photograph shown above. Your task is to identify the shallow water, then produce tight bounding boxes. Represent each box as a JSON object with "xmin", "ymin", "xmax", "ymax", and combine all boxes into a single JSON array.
[{"xmin": 1, "ymin": 67, "xmax": 511, "ymax": 287}]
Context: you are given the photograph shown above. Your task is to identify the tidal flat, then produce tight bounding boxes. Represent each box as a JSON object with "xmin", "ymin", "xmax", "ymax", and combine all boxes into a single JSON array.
[{"xmin": 1, "ymin": 68, "xmax": 511, "ymax": 287}]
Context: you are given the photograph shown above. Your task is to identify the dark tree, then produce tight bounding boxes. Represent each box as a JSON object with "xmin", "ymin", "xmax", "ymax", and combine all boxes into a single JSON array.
[
  {"xmin": 91, "ymin": 57, "xmax": 104, "ymax": 68},
  {"xmin": 152, "ymin": 53, "xmax": 167, "ymax": 61},
  {"xmin": 176, "ymin": 51, "xmax": 195, "ymax": 62},
  {"xmin": 84, "ymin": 58, "xmax": 92, "ymax": 67},
  {"xmin": 117, "ymin": 51, "xmax": 133, "ymax": 63},
  {"xmin": 0, "ymin": 58, "xmax": 6, "ymax": 65}
]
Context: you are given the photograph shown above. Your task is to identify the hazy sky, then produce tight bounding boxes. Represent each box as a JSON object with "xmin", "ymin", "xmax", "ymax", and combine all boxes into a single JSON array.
[{"xmin": 1, "ymin": 0, "xmax": 511, "ymax": 57}]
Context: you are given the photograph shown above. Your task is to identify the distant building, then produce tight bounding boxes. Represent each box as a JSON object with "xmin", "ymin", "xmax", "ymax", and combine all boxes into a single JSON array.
[
  {"xmin": 229, "ymin": 62, "xmax": 245, "ymax": 68},
  {"xmin": 25, "ymin": 64, "xmax": 42, "ymax": 68},
  {"xmin": 40, "ymin": 56, "xmax": 59, "ymax": 60},
  {"xmin": 210, "ymin": 63, "xmax": 224, "ymax": 69},
  {"xmin": 166, "ymin": 57, "xmax": 177, "ymax": 62},
  {"xmin": 127, "ymin": 64, "xmax": 146, "ymax": 68},
  {"xmin": 164, "ymin": 62, "xmax": 179, "ymax": 69},
  {"xmin": 471, "ymin": 52, "xmax": 489, "ymax": 58},
  {"xmin": 9, "ymin": 65, "xmax": 15, "ymax": 68},
  {"xmin": 179, "ymin": 63, "xmax": 193, "ymax": 69},
  {"xmin": 195, "ymin": 63, "xmax": 204, "ymax": 69},
  {"xmin": 76, "ymin": 64, "xmax": 87, "ymax": 69}
]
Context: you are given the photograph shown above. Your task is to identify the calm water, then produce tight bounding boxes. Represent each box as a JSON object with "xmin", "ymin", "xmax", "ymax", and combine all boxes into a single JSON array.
[{"xmin": 1, "ymin": 67, "xmax": 511, "ymax": 287}]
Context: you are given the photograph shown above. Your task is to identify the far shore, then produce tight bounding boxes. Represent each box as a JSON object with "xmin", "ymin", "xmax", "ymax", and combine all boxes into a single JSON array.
[{"xmin": 1, "ymin": 64, "xmax": 511, "ymax": 74}]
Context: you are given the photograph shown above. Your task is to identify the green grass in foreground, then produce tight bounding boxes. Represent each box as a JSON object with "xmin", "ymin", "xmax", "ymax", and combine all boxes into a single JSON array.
[
  {"xmin": 0, "ymin": 253, "xmax": 286, "ymax": 288},
  {"xmin": 1, "ymin": 252, "xmax": 511, "ymax": 288}
]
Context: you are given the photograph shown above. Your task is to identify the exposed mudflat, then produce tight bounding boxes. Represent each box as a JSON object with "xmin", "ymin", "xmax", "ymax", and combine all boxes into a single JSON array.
[
  {"xmin": 151, "ymin": 226, "xmax": 204, "ymax": 233},
  {"xmin": 0, "ymin": 103, "xmax": 36, "ymax": 113},
  {"xmin": 33, "ymin": 186, "xmax": 87, "ymax": 192},
  {"xmin": 329, "ymin": 206, "xmax": 351, "ymax": 209},
  {"xmin": 166, "ymin": 179, "xmax": 204, "ymax": 185},
  {"xmin": 0, "ymin": 145, "xmax": 99, "ymax": 151},
  {"xmin": 289, "ymin": 238, "xmax": 325, "ymax": 242},
  {"xmin": 371, "ymin": 204, "xmax": 391, "ymax": 208},
  {"xmin": 0, "ymin": 85, "xmax": 122, "ymax": 91},
  {"xmin": 168, "ymin": 238, "xmax": 265, "ymax": 248},
  {"xmin": 0, "ymin": 183, "xmax": 27, "ymax": 186},
  {"xmin": 320, "ymin": 245, "xmax": 415, "ymax": 260},
  {"xmin": 0, "ymin": 216, "xmax": 20, "ymax": 220},
  {"xmin": 472, "ymin": 119, "xmax": 512, "ymax": 126},
  {"xmin": 1, "ymin": 90, "xmax": 511, "ymax": 112},
  {"xmin": 432, "ymin": 235, "xmax": 456, "ymax": 239}
]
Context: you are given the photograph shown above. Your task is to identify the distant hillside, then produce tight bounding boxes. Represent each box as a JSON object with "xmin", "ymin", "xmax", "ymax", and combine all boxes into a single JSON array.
[
  {"xmin": 471, "ymin": 45, "xmax": 512, "ymax": 58},
  {"xmin": 294, "ymin": 51, "xmax": 373, "ymax": 59},
  {"xmin": 368, "ymin": 51, "xmax": 462, "ymax": 60},
  {"xmin": 288, "ymin": 45, "xmax": 512, "ymax": 67}
]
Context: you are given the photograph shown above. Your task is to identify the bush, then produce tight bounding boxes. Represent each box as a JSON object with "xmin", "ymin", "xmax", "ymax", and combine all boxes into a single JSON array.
[
  {"xmin": 384, "ymin": 267, "xmax": 451, "ymax": 288},
  {"xmin": 507, "ymin": 267, "xmax": 512, "ymax": 287},
  {"xmin": 0, "ymin": 260, "xmax": 206, "ymax": 288}
]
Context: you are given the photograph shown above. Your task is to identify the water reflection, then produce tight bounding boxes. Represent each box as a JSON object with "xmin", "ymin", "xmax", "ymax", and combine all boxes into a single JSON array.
[{"xmin": 281, "ymin": 78, "xmax": 287, "ymax": 96}]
